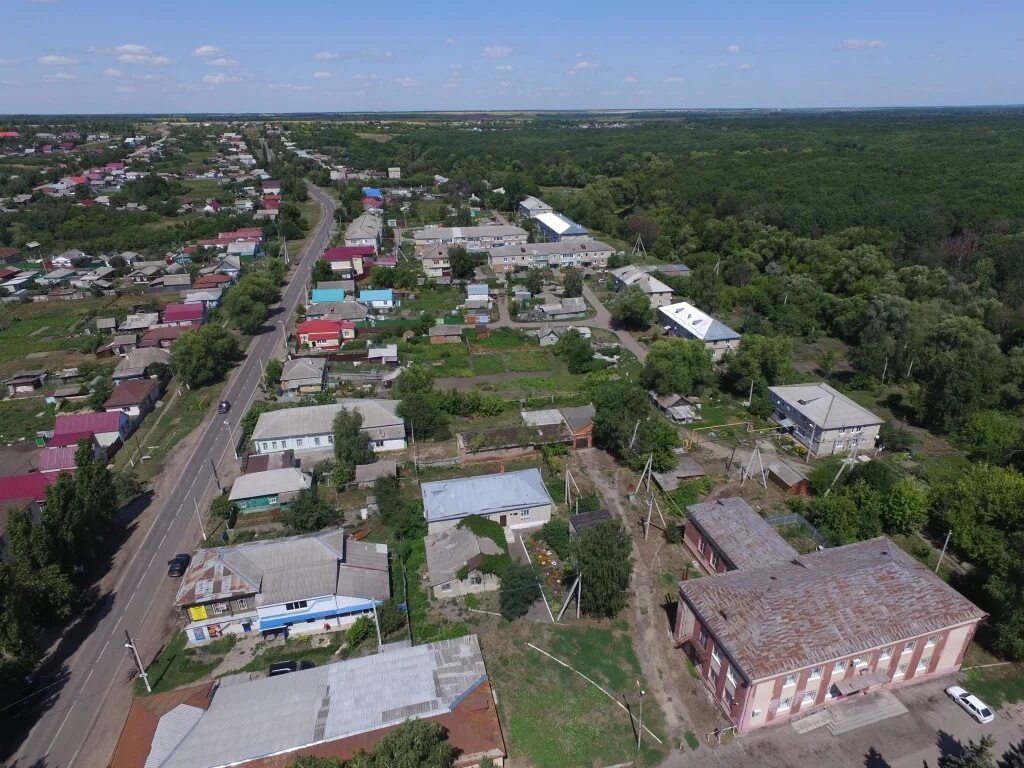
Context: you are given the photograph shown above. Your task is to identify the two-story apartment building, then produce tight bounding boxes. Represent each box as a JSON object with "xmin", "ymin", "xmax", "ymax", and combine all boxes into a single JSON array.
[
  {"xmin": 173, "ymin": 528, "xmax": 390, "ymax": 644},
  {"xmin": 658, "ymin": 301, "xmax": 741, "ymax": 361},
  {"xmin": 413, "ymin": 225, "xmax": 528, "ymax": 252},
  {"xmin": 487, "ymin": 239, "xmax": 615, "ymax": 272},
  {"xmin": 417, "ymin": 243, "xmax": 451, "ymax": 278},
  {"xmin": 518, "ymin": 195, "xmax": 553, "ymax": 217},
  {"xmin": 675, "ymin": 535, "xmax": 985, "ymax": 734},
  {"xmin": 769, "ymin": 382, "xmax": 884, "ymax": 457},
  {"xmin": 682, "ymin": 497, "xmax": 799, "ymax": 574}
]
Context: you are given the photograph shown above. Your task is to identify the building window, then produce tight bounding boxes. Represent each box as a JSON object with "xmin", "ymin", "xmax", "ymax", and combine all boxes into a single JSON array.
[
  {"xmin": 895, "ymin": 663, "xmax": 908, "ymax": 678},
  {"xmin": 521, "ymin": 509, "xmax": 531, "ymax": 519},
  {"xmin": 270, "ymin": 441, "xmax": 278, "ymax": 450},
  {"xmin": 236, "ymin": 598, "xmax": 248, "ymax": 611},
  {"xmin": 313, "ymin": 437, "xmax": 321, "ymax": 446},
  {"xmin": 917, "ymin": 657, "xmax": 931, "ymax": 672},
  {"xmin": 833, "ymin": 660, "xmax": 846, "ymax": 673},
  {"xmin": 926, "ymin": 634, "xmax": 937, "ymax": 648},
  {"xmin": 726, "ymin": 667, "xmax": 737, "ymax": 685},
  {"xmin": 903, "ymin": 641, "xmax": 916, "ymax": 654},
  {"xmin": 711, "ymin": 643, "xmax": 722, "ymax": 662},
  {"xmin": 801, "ymin": 691, "xmax": 815, "ymax": 706},
  {"xmin": 710, "ymin": 669, "xmax": 719, "ymax": 686},
  {"xmin": 778, "ymin": 697, "xmax": 792, "ymax": 711},
  {"xmin": 698, "ymin": 626, "xmax": 709, "ymax": 647},
  {"xmin": 708, "ymin": 551, "xmax": 718, "ymax": 568},
  {"xmin": 879, "ymin": 647, "xmax": 892, "ymax": 661},
  {"xmin": 213, "ymin": 602, "xmax": 229, "ymax": 615},
  {"xmin": 285, "ymin": 600, "xmax": 309, "ymax": 611},
  {"xmin": 783, "ymin": 674, "xmax": 797, "ymax": 687},
  {"xmin": 440, "ymin": 583, "xmax": 452, "ymax": 592},
  {"xmin": 809, "ymin": 666, "xmax": 822, "ymax": 680}
]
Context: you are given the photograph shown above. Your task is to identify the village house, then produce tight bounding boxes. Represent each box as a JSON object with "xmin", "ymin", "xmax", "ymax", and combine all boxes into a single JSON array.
[
  {"xmin": 304, "ymin": 300, "xmax": 369, "ymax": 323},
  {"xmin": 137, "ymin": 325, "xmax": 190, "ymax": 349},
  {"xmin": 425, "ymin": 527, "xmax": 504, "ymax": 599},
  {"xmin": 113, "ymin": 347, "xmax": 172, "ymax": 383},
  {"xmin": 682, "ymin": 497, "xmax": 799, "ymax": 575},
  {"xmin": 320, "ymin": 245, "xmax": 372, "ymax": 278},
  {"xmin": 421, "ymin": 468, "xmax": 553, "ymax": 534},
  {"xmin": 417, "ymin": 244, "xmax": 450, "ymax": 278},
  {"xmin": 103, "ymin": 378, "xmax": 161, "ymax": 421},
  {"xmin": 252, "ymin": 400, "xmax": 406, "ymax": 455},
  {"xmin": 675, "ymin": 535, "xmax": 986, "ymax": 734},
  {"xmin": 769, "ymin": 382, "xmax": 884, "ymax": 457},
  {"xmin": 4, "ymin": 370, "xmax": 47, "ymax": 396},
  {"xmin": 106, "ymin": 635, "xmax": 505, "ymax": 768},
  {"xmin": 344, "ymin": 212, "xmax": 383, "ymax": 252},
  {"xmin": 295, "ymin": 319, "xmax": 356, "ymax": 350},
  {"xmin": 521, "ymin": 405, "xmax": 596, "ymax": 449},
  {"xmin": 280, "ymin": 357, "xmax": 327, "ymax": 395},
  {"xmin": 518, "ymin": 195, "xmax": 554, "ymax": 217},
  {"xmin": 357, "ymin": 288, "xmax": 398, "ymax": 311},
  {"xmin": 367, "ymin": 344, "xmax": 399, "ymax": 365},
  {"xmin": 658, "ymin": 301, "xmax": 741, "ymax": 361},
  {"xmin": 429, "ymin": 324, "xmax": 464, "ymax": 344},
  {"xmin": 161, "ymin": 302, "xmax": 206, "ymax": 327},
  {"xmin": 52, "ymin": 410, "xmax": 132, "ymax": 452},
  {"xmin": 172, "ymin": 527, "xmax": 389, "ymax": 644},
  {"xmin": 228, "ymin": 467, "xmax": 312, "ymax": 512}
]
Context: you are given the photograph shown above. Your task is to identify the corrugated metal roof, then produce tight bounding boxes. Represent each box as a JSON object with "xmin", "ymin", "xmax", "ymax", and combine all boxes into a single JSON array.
[
  {"xmin": 420, "ymin": 468, "xmax": 552, "ymax": 523},
  {"xmin": 252, "ymin": 400, "xmax": 403, "ymax": 443},
  {"xmin": 686, "ymin": 497, "xmax": 799, "ymax": 570},
  {"xmin": 769, "ymin": 382, "xmax": 883, "ymax": 429},
  {"xmin": 658, "ymin": 301, "xmax": 740, "ymax": 342},
  {"xmin": 228, "ymin": 468, "xmax": 312, "ymax": 502}
]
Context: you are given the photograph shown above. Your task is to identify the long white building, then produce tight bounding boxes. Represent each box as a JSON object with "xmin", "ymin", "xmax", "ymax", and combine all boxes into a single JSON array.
[
  {"xmin": 252, "ymin": 399, "xmax": 406, "ymax": 455},
  {"xmin": 413, "ymin": 224, "xmax": 527, "ymax": 252},
  {"xmin": 488, "ymin": 239, "xmax": 616, "ymax": 272},
  {"xmin": 658, "ymin": 301, "xmax": 741, "ymax": 361}
]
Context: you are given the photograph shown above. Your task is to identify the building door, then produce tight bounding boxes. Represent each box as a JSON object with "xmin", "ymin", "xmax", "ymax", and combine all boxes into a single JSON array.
[{"xmin": 500, "ymin": 515, "xmax": 507, "ymax": 526}]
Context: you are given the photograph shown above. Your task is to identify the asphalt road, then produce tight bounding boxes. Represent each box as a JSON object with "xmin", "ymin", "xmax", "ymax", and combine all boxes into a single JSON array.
[{"xmin": 10, "ymin": 183, "xmax": 335, "ymax": 768}]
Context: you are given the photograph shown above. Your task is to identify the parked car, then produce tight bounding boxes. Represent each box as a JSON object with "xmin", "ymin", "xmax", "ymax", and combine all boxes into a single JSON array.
[
  {"xmin": 268, "ymin": 660, "xmax": 315, "ymax": 677},
  {"xmin": 945, "ymin": 685, "xmax": 995, "ymax": 723},
  {"xmin": 167, "ymin": 554, "xmax": 191, "ymax": 577},
  {"xmin": 218, "ymin": 400, "xmax": 231, "ymax": 414}
]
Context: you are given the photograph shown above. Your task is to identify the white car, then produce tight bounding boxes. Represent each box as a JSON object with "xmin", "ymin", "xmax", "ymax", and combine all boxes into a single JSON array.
[{"xmin": 945, "ymin": 685, "xmax": 995, "ymax": 724}]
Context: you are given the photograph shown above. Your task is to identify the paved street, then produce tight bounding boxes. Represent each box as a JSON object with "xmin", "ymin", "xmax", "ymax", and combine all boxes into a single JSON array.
[{"xmin": 8, "ymin": 184, "xmax": 335, "ymax": 768}]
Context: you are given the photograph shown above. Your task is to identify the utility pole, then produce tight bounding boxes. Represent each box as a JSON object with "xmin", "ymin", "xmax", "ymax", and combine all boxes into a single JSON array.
[
  {"xmin": 371, "ymin": 601, "xmax": 382, "ymax": 649},
  {"xmin": 124, "ymin": 630, "xmax": 151, "ymax": 693},
  {"xmin": 193, "ymin": 497, "xmax": 207, "ymax": 541},
  {"xmin": 935, "ymin": 530, "xmax": 952, "ymax": 574},
  {"xmin": 636, "ymin": 681, "xmax": 645, "ymax": 751},
  {"xmin": 209, "ymin": 458, "xmax": 222, "ymax": 492}
]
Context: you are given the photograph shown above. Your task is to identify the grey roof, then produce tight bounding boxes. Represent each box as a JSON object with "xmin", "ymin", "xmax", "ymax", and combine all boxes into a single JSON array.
[
  {"xmin": 114, "ymin": 346, "xmax": 170, "ymax": 377},
  {"xmin": 316, "ymin": 279, "xmax": 355, "ymax": 292},
  {"xmin": 96, "ymin": 317, "xmax": 117, "ymax": 330},
  {"xmin": 421, "ymin": 468, "xmax": 552, "ymax": 523},
  {"xmin": 467, "ymin": 283, "xmax": 489, "ymax": 296},
  {"xmin": 305, "ymin": 301, "xmax": 369, "ymax": 320},
  {"xmin": 345, "ymin": 212, "xmax": 382, "ymax": 241},
  {"xmin": 424, "ymin": 527, "xmax": 503, "ymax": 587},
  {"xmin": 413, "ymin": 224, "xmax": 527, "ymax": 243},
  {"xmin": 521, "ymin": 409, "xmax": 563, "ymax": 427},
  {"xmin": 354, "ymin": 459, "xmax": 397, "ymax": 484},
  {"xmin": 174, "ymin": 527, "xmax": 389, "ymax": 609},
  {"xmin": 149, "ymin": 635, "xmax": 487, "ymax": 768},
  {"xmin": 686, "ymin": 497, "xmax": 799, "ymax": 570},
  {"xmin": 228, "ymin": 467, "xmax": 312, "ymax": 502},
  {"xmin": 281, "ymin": 356, "xmax": 326, "ymax": 385},
  {"xmin": 518, "ymin": 195, "xmax": 552, "ymax": 214},
  {"xmin": 679, "ymin": 537, "xmax": 986, "ymax": 682},
  {"xmin": 769, "ymin": 382, "xmax": 883, "ymax": 429},
  {"xmin": 489, "ymin": 239, "xmax": 614, "ymax": 259},
  {"xmin": 560, "ymin": 404, "xmax": 595, "ymax": 432},
  {"xmin": 367, "ymin": 344, "xmax": 398, "ymax": 361},
  {"xmin": 252, "ymin": 399, "xmax": 404, "ymax": 443},
  {"xmin": 658, "ymin": 301, "xmax": 739, "ymax": 342},
  {"xmin": 429, "ymin": 324, "xmax": 464, "ymax": 337}
]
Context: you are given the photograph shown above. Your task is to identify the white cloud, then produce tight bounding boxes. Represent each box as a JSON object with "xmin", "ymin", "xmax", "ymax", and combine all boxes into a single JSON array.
[
  {"xmin": 132, "ymin": 73, "xmax": 159, "ymax": 80},
  {"xmin": 499, "ymin": 80, "xmax": 512, "ymax": 88},
  {"xmin": 726, "ymin": 44, "xmax": 741, "ymax": 53},
  {"xmin": 39, "ymin": 55, "xmax": 76, "ymax": 65},
  {"xmin": 352, "ymin": 89, "xmax": 366, "ymax": 96},
  {"xmin": 314, "ymin": 51, "xmax": 338, "ymax": 61},
  {"xmin": 104, "ymin": 67, "xmax": 121, "ymax": 77},
  {"xmin": 737, "ymin": 63, "xmax": 753, "ymax": 71},
  {"xmin": 495, "ymin": 64, "xmax": 513, "ymax": 72},
  {"xmin": 202, "ymin": 72, "xmax": 240, "ymax": 85},
  {"xmin": 351, "ymin": 73, "xmax": 377, "ymax": 81},
  {"xmin": 115, "ymin": 85, "xmax": 136, "ymax": 93},
  {"xmin": 268, "ymin": 82, "xmax": 311, "ymax": 90},
  {"xmin": 622, "ymin": 73, "xmax": 639, "ymax": 83},
  {"xmin": 192, "ymin": 45, "xmax": 223, "ymax": 57},
  {"xmin": 0, "ymin": 59, "xmax": 19, "ymax": 66},
  {"xmin": 118, "ymin": 53, "xmax": 172, "ymax": 65},
  {"xmin": 115, "ymin": 43, "xmax": 150, "ymax": 55},
  {"xmin": 442, "ymin": 80, "xmax": 460, "ymax": 89},
  {"xmin": 44, "ymin": 72, "xmax": 76, "ymax": 81},
  {"xmin": 313, "ymin": 71, "xmax": 333, "ymax": 79},
  {"xmin": 395, "ymin": 76, "xmax": 420, "ymax": 88},
  {"xmin": 837, "ymin": 39, "xmax": 887, "ymax": 50},
  {"xmin": 446, "ymin": 37, "xmax": 456, "ymax": 45},
  {"xmin": 481, "ymin": 44, "xmax": 512, "ymax": 58},
  {"xmin": 567, "ymin": 60, "xmax": 596, "ymax": 76},
  {"xmin": 662, "ymin": 76, "xmax": 684, "ymax": 83},
  {"xmin": 450, "ymin": 63, "xmax": 463, "ymax": 72},
  {"xmin": 209, "ymin": 57, "xmax": 238, "ymax": 67}
]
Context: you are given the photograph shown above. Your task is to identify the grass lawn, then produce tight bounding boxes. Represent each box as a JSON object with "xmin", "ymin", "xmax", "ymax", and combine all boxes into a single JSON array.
[
  {"xmin": 0, "ymin": 398, "xmax": 54, "ymax": 443},
  {"xmin": 916, "ymin": 453, "xmax": 972, "ymax": 486},
  {"xmin": 962, "ymin": 664, "xmax": 1024, "ymax": 709},
  {"xmin": 470, "ymin": 354, "xmax": 505, "ymax": 375},
  {"xmin": 402, "ymin": 287, "xmax": 464, "ymax": 314},
  {"xmin": 138, "ymin": 632, "xmax": 236, "ymax": 695},
  {"xmin": 504, "ymin": 350, "xmax": 551, "ymax": 372},
  {"xmin": 481, "ymin": 620, "xmax": 667, "ymax": 768},
  {"xmin": 239, "ymin": 633, "xmax": 348, "ymax": 673},
  {"xmin": 181, "ymin": 178, "xmax": 228, "ymax": 198}
]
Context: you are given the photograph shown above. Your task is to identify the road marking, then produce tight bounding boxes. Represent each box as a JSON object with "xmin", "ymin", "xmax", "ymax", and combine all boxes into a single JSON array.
[
  {"xmin": 45, "ymin": 700, "xmax": 76, "ymax": 754},
  {"xmin": 100, "ymin": 640, "xmax": 109, "ymax": 656}
]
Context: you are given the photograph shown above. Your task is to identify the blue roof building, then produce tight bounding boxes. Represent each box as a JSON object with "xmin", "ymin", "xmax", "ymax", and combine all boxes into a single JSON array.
[
  {"xmin": 310, "ymin": 288, "xmax": 346, "ymax": 303},
  {"xmin": 361, "ymin": 187, "xmax": 383, "ymax": 199},
  {"xmin": 358, "ymin": 289, "xmax": 398, "ymax": 308}
]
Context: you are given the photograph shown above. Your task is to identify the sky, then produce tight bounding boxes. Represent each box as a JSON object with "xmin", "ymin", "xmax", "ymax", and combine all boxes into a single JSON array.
[{"xmin": 1, "ymin": 0, "xmax": 1022, "ymax": 113}]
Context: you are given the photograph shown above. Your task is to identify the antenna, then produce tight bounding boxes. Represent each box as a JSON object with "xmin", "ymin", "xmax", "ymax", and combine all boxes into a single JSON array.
[{"xmin": 630, "ymin": 234, "xmax": 647, "ymax": 260}]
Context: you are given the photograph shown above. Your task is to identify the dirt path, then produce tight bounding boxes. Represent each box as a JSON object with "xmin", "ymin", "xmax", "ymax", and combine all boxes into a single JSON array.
[{"xmin": 571, "ymin": 449, "xmax": 726, "ymax": 753}]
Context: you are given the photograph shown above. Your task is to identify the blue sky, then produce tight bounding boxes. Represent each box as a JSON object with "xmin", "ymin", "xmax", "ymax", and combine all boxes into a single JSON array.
[{"xmin": 1, "ymin": 0, "xmax": 1022, "ymax": 113}]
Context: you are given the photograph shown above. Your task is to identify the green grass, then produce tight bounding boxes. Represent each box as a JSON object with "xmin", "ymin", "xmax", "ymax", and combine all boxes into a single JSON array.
[
  {"xmin": 917, "ymin": 454, "xmax": 972, "ymax": 486},
  {"xmin": 181, "ymin": 178, "xmax": 228, "ymax": 198},
  {"xmin": 476, "ymin": 328, "xmax": 535, "ymax": 349},
  {"xmin": 402, "ymin": 287, "xmax": 464, "ymax": 314},
  {"xmin": 240, "ymin": 634, "xmax": 346, "ymax": 673},
  {"xmin": 469, "ymin": 354, "xmax": 505, "ymax": 375},
  {"xmin": 401, "ymin": 537, "xmax": 470, "ymax": 644},
  {"xmin": 139, "ymin": 632, "xmax": 235, "ymax": 695},
  {"xmin": 684, "ymin": 730, "xmax": 700, "ymax": 750},
  {"xmin": 0, "ymin": 398, "xmax": 53, "ymax": 442},
  {"xmin": 962, "ymin": 665, "xmax": 1024, "ymax": 709},
  {"xmin": 504, "ymin": 350, "xmax": 552, "ymax": 372}
]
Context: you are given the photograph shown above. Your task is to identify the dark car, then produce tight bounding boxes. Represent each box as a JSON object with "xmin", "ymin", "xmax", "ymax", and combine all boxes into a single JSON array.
[
  {"xmin": 218, "ymin": 400, "xmax": 231, "ymax": 414},
  {"xmin": 167, "ymin": 553, "xmax": 191, "ymax": 577},
  {"xmin": 268, "ymin": 660, "xmax": 315, "ymax": 677}
]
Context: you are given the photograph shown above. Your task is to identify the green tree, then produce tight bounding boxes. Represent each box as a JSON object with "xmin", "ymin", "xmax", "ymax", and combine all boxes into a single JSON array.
[
  {"xmin": 264, "ymin": 358, "xmax": 283, "ymax": 392},
  {"xmin": 283, "ymin": 488, "xmax": 338, "ymax": 533},
  {"xmin": 809, "ymin": 493, "xmax": 863, "ymax": 545},
  {"xmin": 937, "ymin": 735, "xmax": 996, "ymax": 768},
  {"xmin": 640, "ymin": 338, "xmax": 714, "ymax": 395},
  {"xmin": 573, "ymin": 518, "xmax": 634, "ymax": 618},
  {"xmin": 562, "ymin": 267, "xmax": 583, "ymax": 298},
  {"xmin": 393, "ymin": 365, "xmax": 434, "ymax": 399},
  {"xmin": 370, "ymin": 266, "xmax": 396, "ymax": 289},
  {"xmin": 609, "ymin": 284, "xmax": 654, "ymax": 329},
  {"xmin": 397, "ymin": 392, "xmax": 451, "ymax": 440},
  {"xmin": 87, "ymin": 377, "xmax": 113, "ymax": 411},
  {"xmin": 723, "ymin": 334, "xmax": 794, "ymax": 396},
  {"xmin": 882, "ymin": 480, "xmax": 928, "ymax": 533},
  {"xmin": 448, "ymin": 245, "xmax": 475, "ymax": 281},
  {"xmin": 171, "ymin": 325, "xmax": 240, "ymax": 388},
  {"xmin": 332, "ymin": 408, "xmax": 372, "ymax": 484},
  {"xmin": 210, "ymin": 493, "xmax": 232, "ymax": 520},
  {"xmin": 592, "ymin": 380, "xmax": 679, "ymax": 471},
  {"xmin": 523, "ymin": 268, "xmax": 544, "ymax": 296},
  {"xmin": 954, "ymin": 410, "xmax": 1022, "ymax": 463},
  {"xmin": 374, "ymin": 476, "xmax": 425, "ymax": 541},
  {"xmin": 553, "ymin": 328, "xmax": 595, "ymax": 374},
  {"xmin": 311, "ymin": 258, "xmax": 333, "ymax": 283},
  {"xmin": 499, "ymin": 562, "xmax": 539, "ymax": 621},
  {"xmin": 345, "ymin": 719, "xmax": 456, "ymax": 768}
]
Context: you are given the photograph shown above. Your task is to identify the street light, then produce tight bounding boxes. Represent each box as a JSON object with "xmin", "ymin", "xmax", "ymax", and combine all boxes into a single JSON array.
[{"xmin": 636, "ymin": 680, "xmax": 645, "ymax": 751}]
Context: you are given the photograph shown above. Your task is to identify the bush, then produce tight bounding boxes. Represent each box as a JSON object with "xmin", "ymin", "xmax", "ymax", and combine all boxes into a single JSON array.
[
  {"xmin": 346, "ymin": 616, "xmax": 375, "ymax": 649},
  {"xmin": 376, "ymin": 599, "xmax": 406, "ymax": 636},
  {"xmin": 539, "ymin": 519, "xmax": 571, "ymax": 560},
  {"xmin": 499, "ymin": 562, "xmax": 539, "ymax": 621}
]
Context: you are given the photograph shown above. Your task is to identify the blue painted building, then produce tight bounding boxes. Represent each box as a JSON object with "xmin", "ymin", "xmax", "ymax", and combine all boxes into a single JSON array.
[
  {"xmin": 310, "ymin": 287, "xmax": 346, "ymax": 303},
  {"xmin": 361, "ymin": 186, "xmax": 383, "ymax": 199},
  {"xmin": 358, "ymin": 288, "xmax": 398, "ymax": 309}
]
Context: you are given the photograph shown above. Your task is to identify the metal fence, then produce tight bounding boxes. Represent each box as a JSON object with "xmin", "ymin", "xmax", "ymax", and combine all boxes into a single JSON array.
[{"xmin": 764, "ymin": 512, "xmax": 832, "ymax": 549}]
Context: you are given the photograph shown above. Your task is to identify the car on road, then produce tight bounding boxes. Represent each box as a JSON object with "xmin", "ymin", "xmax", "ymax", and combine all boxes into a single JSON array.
[
  {"xmin": 268, "ymin": 660, "xmax": 315, "ymax": 677},
  {"xmin": 218, "ymin": 400, "xmax": 231, "ymax": 414},
  {"xmin": 945, "ymin": 685, "xmax": 995, "ymax": 723},
  {"xmin": 167, "ymin": 554, "xmax": 191, "ymax": 577}
]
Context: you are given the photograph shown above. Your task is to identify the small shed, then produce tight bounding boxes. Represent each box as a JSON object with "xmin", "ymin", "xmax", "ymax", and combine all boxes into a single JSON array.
[
  {"xmin": 766, "ymin": 460, "xmax": 810, "ymax": 496},
  {"xmin": 569, "ymin": 508, "xmax": 612, "ymax": 535}
]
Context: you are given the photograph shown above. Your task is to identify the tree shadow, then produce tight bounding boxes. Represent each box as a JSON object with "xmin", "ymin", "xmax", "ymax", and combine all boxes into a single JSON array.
[
  {"xmin": 864, "ymin": 747, "xmax": 892, "ymax": 768},
  {"xmin": 936, "ymin": 730, "xmax": 965, "ymax": 764},
  {"xmin": 661, "ymin": 598, "xmax": 677, "ymax": 635},
  {"xmin": 998, "ymin": 740, "xmax": 1024, "ymax": 768}
]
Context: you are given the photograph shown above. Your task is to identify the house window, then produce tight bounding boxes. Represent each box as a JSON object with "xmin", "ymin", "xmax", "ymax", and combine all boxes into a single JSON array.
[
  {"xmin": 521, "ymin": 509, "xmax": 531, "ymax": 519},
  {"xmin": 809, "ymin": 666, "xmax": 822, "ymax": 680},
  {"xmin": 213, "ymin": 602, "xmax": 229, "ymax": 615},
  {"xmin": 697, "ymin": 535, "xmax": 706, "ymax": 554},
  {"xmin": 296, "ymin": 438, "xmax": 305, "ymax": 447},
  {"xmin": 440, "ymin": 583, "xmax": 452, "ymax": 592},
  {"xmin": 270, "ymin": 441, "xmax": 278, "ymax": 450},
  {"xmin": 917, "ymin": 657, "xmax": 931, "ymax": 672},
  {"xmin": 708, "ymin": 551, "xmax": 718, "ymax": 568},
  {"xmin": 236, "ymin": 598, "xmax": 249, "ymax": 611},
  {"xmin": 895, "ymin": 663, "xmax": 908, "ymax": 678},
  {"xmin": 313, "ymin": 437, "xmax": 321, "ymax": 446},
  {"xmin": 726, "ymin": 667, "xmax": 737, "ymax": 685},
  {"xmin": 724, "ymin": 689, "xmax": 736, "ymax": 707},
  {"xmin": 903, "ymin": 641, "xmax": 916, "ymax": 654},
  {"xmin": 326, "ymin": 435, "xmax": 333, "ymax": 444},
  {"xmin": 801, "ymin": 691, "xmax": 815, "ymax": 706},
  {"xmin": 285, "ymin": 600, "xmax": 309, "ymax": 611},
  {"xmin": 777, "ymin": 697, "xmax": 792, "ymax": 711},
  {"xmin": 783, "ymin": 674, "xmax": 797, "ymax": 687},
  {"xmin": 926, "ymin": 634, "xmax": 937, "ymax": 648},
  {"xmin": 698, "ymin": 626, "xmax": 709, "ymax": 647},
  {"xmin": 711, "ymin": 643, "xmax": 722, "ymax": 662},
  {"xmin": 879, "ymin": 647, "xmax": 892, "ymax": 661},
  {"xmin": 833, "ymin": 660, "xmax": 846, "ymax": 673},
  {"xmin": 709, "ymin": 668, "xmax": 719, "ymax": 686}
]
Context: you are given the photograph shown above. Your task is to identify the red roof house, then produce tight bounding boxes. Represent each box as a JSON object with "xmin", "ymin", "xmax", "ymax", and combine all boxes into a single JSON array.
[
  {"xmin": 193, "ymin": 274, "xmax": 232, "ymax": 289},
  {"xmin": 296, "ymin": 319, "xmax": 356, "ymax": 349},
  {"xmin": 0, "ymin": 131, "xmax": 20, "ymax": 138},
  {"xmin": 0, "ymin": 473, "xmax": 56, "ymax": 505},
  {"xmin": 162, "ymin": 303, "xmax": 206, "ymax": 326},
  {"xmin": 53, "ymin": 411, "xmax": 130, "ymax": 450}
]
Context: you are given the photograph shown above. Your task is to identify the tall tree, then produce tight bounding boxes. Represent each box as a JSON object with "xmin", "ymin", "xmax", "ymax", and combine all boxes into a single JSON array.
[
  {"xmin": 938, "ymin": 735, "xmax": 996, "ymax": 768},
  {"xmin": 171, "ymin": 325, "xmax": 240, "ymax": 388},
  {"xmin": 264, "ymin": 358, "xmax": 283, "ymax": 392},
  {"xmin": 640, "ymin": 338, "xmax": 713, "ymax": 395},
  {"xmin": 609, "ymin": 284, "xmax": 654, "ymax": 329},
  {"xmin": 573, "ymin": 518, "xmax": 634, "ymax": 618},
  {"xmin": 332, "ymin": 408, "xmax": 372, "ymax": 485},
  {"xmin": 311, "ymin": 258, "xmax": 333, "ymax": 283},
  {"xmin": 499, "ymin": 562, "xmax": 538, "ymax": 621},
  {"xmin": 562, "ymin": 267, "xmax": 583, "ymax": 298},
  {"xmin": 448, "ymin": 245, "xmax": 475, "ymax": 281},
  {"xmin": 283, "ymin": 488, "xmax": 338, "ymax": 533}
]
